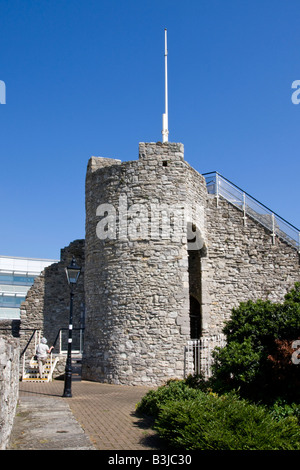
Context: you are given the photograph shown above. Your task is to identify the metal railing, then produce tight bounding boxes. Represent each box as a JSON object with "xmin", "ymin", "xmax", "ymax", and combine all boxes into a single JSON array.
[
  {"xmin": 20, "ymin": 328, "xmax": 41, "ymax": 358},
  {"xmin": 52, "ymin": 327, "xmax": 84, "ymax": 355},
  {"xmin": 184, "ymin": 334, "xmax": 226, "ymax": 379},
  {"xmin": 20, "ymin": 329, "xmax": 57, "ymax": 382},
  {"xmin": 21, "ymin": 329, "xmax": 41, "ymax": 379},
  {"xmin": 203, "ymin": 172, "xmax": 300, "ymax": 251},
  {"xmin": 20, "ymin": 328, "xmax": 84, "ymax": 380},
  {"xmin": 20, "ymin": 327, "xmax": 85, "ymax": 358}
]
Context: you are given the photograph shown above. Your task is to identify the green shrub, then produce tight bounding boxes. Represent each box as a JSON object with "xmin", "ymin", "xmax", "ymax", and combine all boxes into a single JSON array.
[
  {"xmin": 154, "ymin": 392, "xmax": 300, "ymax": 450},
  {"xmin": 211, "ymin": 284, "xmax": 300, "ymax": 402},
  {"xmin": 136, "ymin": 379, "xmax": 200, "ymax": 417},
  {"xmin": 136, "ymin": 285, "xmax": 300, "ymax": 449},
  {"xmin": 269, "ymin": 399, "xmax": 300, "ymax": 423}
]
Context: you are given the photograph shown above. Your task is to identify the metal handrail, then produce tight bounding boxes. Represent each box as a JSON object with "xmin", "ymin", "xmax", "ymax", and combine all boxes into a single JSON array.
[
  {"xmin": 20, "ymin": 328, "xmax": 40, "ymax": 358},
  {"xmin": 20, "ymin": 327, "xmax": 85, "ymax": 358},
  {"xmin": 53, "ymin": 327, "xmax": 85, "ymax": 354},
  {"xmin": 203, "ymin": 171, "xmax": 300, "ymax": 250},
  {"xmin": 21, "ymin": 329, "xmax": 41, "ymax": 379},
  {"xmin": 20, "ymin": 327, "xmax": 84, "ymax": 380}
]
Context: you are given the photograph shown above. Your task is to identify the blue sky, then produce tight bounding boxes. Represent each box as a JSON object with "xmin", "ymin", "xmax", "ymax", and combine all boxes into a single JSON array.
[{"xmin": 1, "ymin": 0, "xmax": 300, "ymax": 260}]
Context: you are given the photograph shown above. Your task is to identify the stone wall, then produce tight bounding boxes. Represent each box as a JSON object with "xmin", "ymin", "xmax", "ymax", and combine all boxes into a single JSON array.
[
  {"xmin": 14, "ymin": 142, "xmax": 300, "ymax": 388},
  {"xmin": 83, "ymin": 141, "xmax": 300, "ymax": 386},
  {"xmin": 20, "ymin": 239, "xmax": 85, "ymax": 362},
  {"xmin": 203, "ymin": 194, "xmax": 300, "ymax": 334},
  {"xmin": 82, "ymin": 142, "xmax": 208, "ymax": 385},
  {"xmin": 0, "ymin": 326, "xmax": 19, "ymax": 449}
]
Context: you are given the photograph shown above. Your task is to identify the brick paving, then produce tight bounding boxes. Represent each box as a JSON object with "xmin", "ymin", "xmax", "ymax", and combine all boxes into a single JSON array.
[{"xmin": 15, "ymin": 380, "xmax": 162, "ymax": 450}]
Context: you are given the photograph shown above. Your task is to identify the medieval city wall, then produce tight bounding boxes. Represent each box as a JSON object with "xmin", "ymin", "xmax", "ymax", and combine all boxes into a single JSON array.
[
  {"xmin": 19, "ymin": 239, "xmax": 85, "ymax": 365},
  {"xmin": 82, "ymin": 142, "xmax": 208, "ymax": 385},
  {"xmin": 82, "ymin": 141, "xmax": 300, "ymax": 386},
  {"xmin": 15, "ymin": 141, "xmax": 300, "ymax": 388},
  {"xmin": 204, "ymin": 195, "xmax": 300, "ymax": 334}
]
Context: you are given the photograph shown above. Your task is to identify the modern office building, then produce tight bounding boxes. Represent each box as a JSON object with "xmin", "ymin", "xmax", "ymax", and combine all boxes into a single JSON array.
[{"xmin": 0, "ymin": 256, "xmax": 58, "ymax": 319}]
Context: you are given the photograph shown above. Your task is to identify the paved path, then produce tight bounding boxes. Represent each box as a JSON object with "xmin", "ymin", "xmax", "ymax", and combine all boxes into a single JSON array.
[{"xmin": 8, "ymin": 380, "xmax": 162, "ymax": 451}]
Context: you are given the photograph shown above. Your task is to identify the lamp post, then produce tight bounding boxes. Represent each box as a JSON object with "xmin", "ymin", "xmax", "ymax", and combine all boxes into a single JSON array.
[{"xmin": 62, "ymin": 256, "xmax": 81, "ymax": 398}]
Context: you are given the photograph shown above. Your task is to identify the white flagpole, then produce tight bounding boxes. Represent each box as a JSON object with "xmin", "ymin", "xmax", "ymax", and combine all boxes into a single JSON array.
[{"xmin": 162, "ymin": 28, "xmax": 169, "ymax": 142}]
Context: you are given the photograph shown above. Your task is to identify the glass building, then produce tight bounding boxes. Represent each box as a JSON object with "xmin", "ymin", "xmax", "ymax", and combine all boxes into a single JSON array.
[{"xmin": 0, "ymin": 256, "xmax": 58, "ymax": 320}]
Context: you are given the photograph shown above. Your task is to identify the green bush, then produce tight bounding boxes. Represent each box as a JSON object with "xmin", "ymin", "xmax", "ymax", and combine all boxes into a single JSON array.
[
  {"xmin": 269, "ymin": 399, "xmax": 300, "ymax": 423},
  {"xmin": 136, "ymin": 379, "xmax": 200, "ymax": 417},
  {"xmin": 136, "ymin": 285, "xmax": 300, "ymax": 449},
  {"xmin": 154, "ymin": 392, "xmax": 300, "ymax": 450},
  {"xmin": 211, "ymin": 284, "xmax": 300, "ymax": 402},
  {"xmin": 137, "ymin": 379, "xmax": 300, "ymax": 450}
]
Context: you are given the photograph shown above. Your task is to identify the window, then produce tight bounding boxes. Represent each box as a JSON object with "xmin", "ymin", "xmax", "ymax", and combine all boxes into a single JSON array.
[
  {"xmin": 0, "ymin": 273, "xmax": 35, "ymax": 286},
  {"xmin": 0, "ymin": 295, "xmax": 26, "ymax": 308}
]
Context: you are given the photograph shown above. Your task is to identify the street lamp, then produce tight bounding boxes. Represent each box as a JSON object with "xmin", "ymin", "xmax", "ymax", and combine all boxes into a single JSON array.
[{"xmin": 62, "ymin": 256, "xmax": 81, "ymax": 398}]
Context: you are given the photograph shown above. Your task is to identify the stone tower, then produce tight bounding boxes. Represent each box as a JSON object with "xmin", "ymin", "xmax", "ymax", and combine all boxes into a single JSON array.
[
  {"xmin": 82, "ymin": 141, "xmax": 300, "ymax": 386},
  {"xmin": 82, "ymin": 142, "xmax": 208, "ymax": 385},
  {"xmin": 18, "ymin": 141, "xmax": 300, "ymax": 386}
]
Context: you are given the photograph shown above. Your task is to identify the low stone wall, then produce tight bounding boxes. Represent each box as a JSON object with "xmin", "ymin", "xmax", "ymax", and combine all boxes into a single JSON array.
[{"xmin": 0, "ymin": 329, "xmax": 20, "ymax": 450}]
